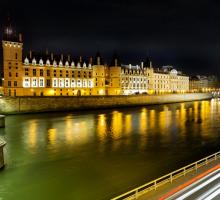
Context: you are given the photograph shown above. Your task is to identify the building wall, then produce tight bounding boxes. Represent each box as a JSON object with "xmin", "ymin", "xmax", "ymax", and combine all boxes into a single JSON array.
[{"xmin": 0, "ymin": 93, "xmax": 212, "ymax": 114}]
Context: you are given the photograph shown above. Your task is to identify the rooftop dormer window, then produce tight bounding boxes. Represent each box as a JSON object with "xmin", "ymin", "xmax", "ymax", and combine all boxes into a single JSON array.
[
  {"xmin": 32, "ymin": 58, "xmax": 37, "ymax": 65},
  {"xmin": 24, "ymin": 57, "xmax": 29, "ymax": 65},
  {"xmin": 46, "ymin": 59, "xmax": 50, "ymax": 66},
  {"xmin": 39, "ymin": 58, "xmax": 44, "ymax": 66},
  {"xmin": 53, "ymin": 60, "xmax": 57, "ymax": 67},
  {"xmin": 88, "ymin": 63, "xmax": 92, "ymax": 69},
  {"xmin": 77, "ymin": 62, "xmax": 81, "ymax": 68},
  {"xmin": 59, "ymin": 60, "xmax": 63, "ymax": 67},
  {"xmin": 71, "ymin": 62, "xmax": 75, "ymax": 68},
  {"xmin": 83, "ymin": 62, "xmax": 86, "ymax": 68},
  {"xmin": 65, "ymin": 61, "xmax": 69, "ymax": 67}
]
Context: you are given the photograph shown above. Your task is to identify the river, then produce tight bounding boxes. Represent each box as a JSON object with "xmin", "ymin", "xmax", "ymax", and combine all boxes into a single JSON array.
[{"xmin": 0, "ymin": 99, "xmax": 220, "ymax": 200}]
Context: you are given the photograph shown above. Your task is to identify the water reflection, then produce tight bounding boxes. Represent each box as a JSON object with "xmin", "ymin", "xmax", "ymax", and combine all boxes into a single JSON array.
[
  {"xmin": 1, "ymin": 100, "xmax": 220, "ymax": 200},
  {"xmin": 23, "ymin": 100, "xmax": 220, "ymax": 153},
  {"xmin": 28, "ymin": 120, "xmax": 37, "ymax": 150}
]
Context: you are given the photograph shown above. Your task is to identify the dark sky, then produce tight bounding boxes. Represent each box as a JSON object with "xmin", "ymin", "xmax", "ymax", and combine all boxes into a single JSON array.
[{"xmin": 1, "ymin": 0, "xmax": 220, "ymax": 76}]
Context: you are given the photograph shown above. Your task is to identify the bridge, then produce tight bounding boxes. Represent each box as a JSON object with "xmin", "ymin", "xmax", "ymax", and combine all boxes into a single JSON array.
[{"xmin": 111, "ymin": 151, "xmax": 220, "ymax": 200}]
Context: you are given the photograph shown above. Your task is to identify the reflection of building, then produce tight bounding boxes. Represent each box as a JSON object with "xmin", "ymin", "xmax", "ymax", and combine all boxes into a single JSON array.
[
  {"xmin": 189, "ymin": 75, "xmax": 219, "ymax": 92},
  {"xmin": 2, "ymin": 19, "xmax": 190, "ymax": 97}
]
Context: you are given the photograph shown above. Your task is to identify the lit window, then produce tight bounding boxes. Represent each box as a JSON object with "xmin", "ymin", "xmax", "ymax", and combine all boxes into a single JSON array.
[
  {"xmin": 71, "ymin": 79, "xmax": 76, "ymax": 88},
  {"xmin": 23, "ymin": 77, "xmax": 30, "ymax": 88},
  {"xmin": 39, "ymin": 78, "xmax": 45, "ymax": 87},
  {"xmin": 52, "ymin": 78, "xmax": 58, "ymax": 87},
  {"xmin": 32, "ymin": 78, "xmax": 38, "ymax": 87},
  {"xmin": 65, "ymin": 78, "xmax": 70, "ymax": 87},
  {"xmin": 59, "ymin": 78, "xmax": 64, "ymax": 88}
]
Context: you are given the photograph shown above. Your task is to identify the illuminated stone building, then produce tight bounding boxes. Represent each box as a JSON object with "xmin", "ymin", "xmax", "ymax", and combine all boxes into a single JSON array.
[
  {"xmin": 2, "ymin": 20, "xmax": 190, "ymax": 97},
  {"xmin": 147, "ymin": 66, "xmax": 189, "ymax": 94}
]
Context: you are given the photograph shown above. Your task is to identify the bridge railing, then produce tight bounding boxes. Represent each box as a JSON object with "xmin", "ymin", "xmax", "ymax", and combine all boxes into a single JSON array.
[{"xmin": 111, "ymin": 151, "xmax": 220, "ymax": 200}]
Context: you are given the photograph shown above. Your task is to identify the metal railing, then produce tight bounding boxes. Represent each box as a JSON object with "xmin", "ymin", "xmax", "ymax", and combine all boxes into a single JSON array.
[{"xmin": 111, "ymin": 151, "xmax": 220, "ymax": 200}]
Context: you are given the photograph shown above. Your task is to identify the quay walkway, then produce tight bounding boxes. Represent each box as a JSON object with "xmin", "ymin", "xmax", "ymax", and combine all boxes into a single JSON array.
[{"xmin": 111, "ymin": 151, "xmax": 220, "ymax": 200}]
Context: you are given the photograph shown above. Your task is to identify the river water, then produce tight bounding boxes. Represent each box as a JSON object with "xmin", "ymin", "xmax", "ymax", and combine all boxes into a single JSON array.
[{"xmin": 0, "ymin": 99, "xmax": 220, "ymax": 200}]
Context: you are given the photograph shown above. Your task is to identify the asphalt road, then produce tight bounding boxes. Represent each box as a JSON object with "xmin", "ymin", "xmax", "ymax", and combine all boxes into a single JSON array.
[{"xmin": 167, "ymin": 169, "xmax": 220, "ymax": 200}]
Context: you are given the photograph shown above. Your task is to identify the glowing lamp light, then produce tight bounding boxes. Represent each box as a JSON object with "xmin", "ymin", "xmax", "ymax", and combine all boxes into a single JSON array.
[{"xmin": 99, "ymin": 89, "xmax": 104, "ymax": 95}]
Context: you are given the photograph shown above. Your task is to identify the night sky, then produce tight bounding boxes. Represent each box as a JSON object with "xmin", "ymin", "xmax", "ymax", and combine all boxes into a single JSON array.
[{"xmin": 1, "ymin": 0, "xmax": 220, "ymax": 76}]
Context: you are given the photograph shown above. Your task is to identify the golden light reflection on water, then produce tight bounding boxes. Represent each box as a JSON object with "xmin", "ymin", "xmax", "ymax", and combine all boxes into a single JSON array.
[
  {"xmin": 28, "ymin": 120, "xmax": 37, "ymax": 149},
  {"xmin": 65, "ymin": 116, "xmax": 74, "ymax": 144},
  {"xmin": 149, "ymin": 110, "xmax": 156, "ymax": 129},
  {"xmin": 72, "ymin": 121, "xmax": 89, "ymax": 144},
  {"xmin": 111, "ymin": 111, "xmax": 123, "ymax": 140},
  {"xmin": 48, "ymin": 128, "xmax": 57, "ymax": 145},
  {"xmin": 111, "ymin": 111, "xmax": 123, "ymax": 150},
  {"xmin": 25, "ymin": 100, "xmax": 220, "ymax": 152},
  {"xmin": 159, "ymin": 106, "xmax": 171, "ymax": 133},
  {"xmin": 139, "ymin": 108, "xmax": 147, "ymax": 135},
  {"xmin": 125, "ymin": 114, "xmax": 132, "ymax": 136},
  {"xmin": 97, "ymin": 114, "xmax": 107, "ymax": 142}
]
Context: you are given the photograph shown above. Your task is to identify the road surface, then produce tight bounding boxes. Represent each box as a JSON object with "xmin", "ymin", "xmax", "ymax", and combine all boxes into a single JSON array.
[{"xmin": 166, "ymin": 168, "xmax": 220, "ymax": 200}]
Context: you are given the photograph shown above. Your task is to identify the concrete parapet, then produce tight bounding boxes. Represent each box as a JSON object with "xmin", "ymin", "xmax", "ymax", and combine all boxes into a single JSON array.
[
  {"xmin": 0, "ymin": 93, "xmax": 212, "ymax": 114},
  {"xmin": 0, "ymin": 139, "xmax": 6, "ymax": 169},
  {"xmin": 0, "ymin": 115, "xmax": 5, "ymax": 128}
]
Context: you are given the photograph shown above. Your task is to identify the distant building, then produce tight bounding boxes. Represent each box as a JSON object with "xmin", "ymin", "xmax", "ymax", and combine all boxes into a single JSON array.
[{"xmin": 189, "ymin": 75, "xmax": 219, "ymax": 92}]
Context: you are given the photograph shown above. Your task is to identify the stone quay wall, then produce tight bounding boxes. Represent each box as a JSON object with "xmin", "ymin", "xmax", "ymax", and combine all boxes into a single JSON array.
[{"xmin": 0, "ymin": 93, "xmax": 212, "ymax": 114}]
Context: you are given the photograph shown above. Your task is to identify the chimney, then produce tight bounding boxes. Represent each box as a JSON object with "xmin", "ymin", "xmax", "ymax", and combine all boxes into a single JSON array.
[
  {"xmin": 61, "ymin": 54, "xmax": 63, "ymax": 61},
  {"xmin": 89, "ymin": 57, "xmax": 93, "ymax": 64},
  {"xmin": 19, "ymin": 33, "xmax": 22, "ymax": 42},
  {"xmin": 115, "ymin": 59, "xmax": 118, "ymax": 66},
  {"xmin": 29, "ymin": 50, "xmax": 32, "ymax": 59},
  {"xmin": 68, "ymin": 55, "xmax": 70, "ymax": 62},
  {"xmin": 51, "ymin": 53, "xmax": 54, "ymax": 60},
  {"xmin": 79, "ymin": 56, "xmax": 82, "ymax": 63},
  {"xmin": 141, "ymin": 62, "xmax": 144, "ymax": 68},
  {"xmin": 150, "ymin": 61, "xmax": 153, "ymax": 68},
  {"xmin": 46, "ymin": 49, "xmax": 49, "ymax": 55}
]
